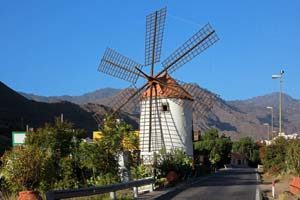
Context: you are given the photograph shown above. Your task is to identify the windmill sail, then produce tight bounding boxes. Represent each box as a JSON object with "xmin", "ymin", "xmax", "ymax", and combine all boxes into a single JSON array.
[
  {"xmin": 105, "ymin": 84, "xmax": 147, "ymax": 114},
  {"xmin": 145, "ymin": 7, "xmax": 167, "ymax": 67},
  {"xmin": 99, "ymin": 48, "xmax": 143, "ymax": 84},
  {"xmin": 178, "ymin": 80, "xmax": 219, "ymax": 117},
  {"xmin": 161, "ymin": 23, "xmax": 219, "ymax": 75}
]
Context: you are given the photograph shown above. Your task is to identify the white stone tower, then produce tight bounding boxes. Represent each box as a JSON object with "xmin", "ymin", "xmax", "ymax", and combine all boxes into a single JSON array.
[{"xmin": 139, "ymin": 73, "xmax": 194, "ymax": 163}]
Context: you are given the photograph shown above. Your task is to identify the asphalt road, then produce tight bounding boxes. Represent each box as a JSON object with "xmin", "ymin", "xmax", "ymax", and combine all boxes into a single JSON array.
[{"xmin": 169, "ymin": 168, "xmax": 258, "ymax": 200}]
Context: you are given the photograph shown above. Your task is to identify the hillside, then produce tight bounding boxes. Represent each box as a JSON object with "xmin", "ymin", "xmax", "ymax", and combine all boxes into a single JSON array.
[
  {"xmin": 80, "ymin": 88, "xmax": 300, "ymax": 140},
  {"xmin": 0, "ymin": 81, "xmax": 98, "ymax": 152},
  {"xmin": 21, "ymin": 84, "xmax": 300, "ymax": 140},
  {"xmin": 228, "ymin": 93, "xmax": 300, "ymax": 136},
  {"xmin": 20, "ymin": 88, "xmax": 121, "ymax": 104}
]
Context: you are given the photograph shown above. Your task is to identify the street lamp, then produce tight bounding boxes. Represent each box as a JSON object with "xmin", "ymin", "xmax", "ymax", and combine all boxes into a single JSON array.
[
  {"xmin": 272, "ymin": 69, "xmax": 284, "ymax": 136},
  {"xmin": 264, "ymin": 123, "xmax": 270, "ymax": 140},
  {"xmin": 266, "ymin": 106, "xmax": 274, "ymax": 135}
]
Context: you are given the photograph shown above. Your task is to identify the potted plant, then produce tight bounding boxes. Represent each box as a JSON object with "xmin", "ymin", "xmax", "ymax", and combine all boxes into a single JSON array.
[{"xmin": 1, "ymin": 146, "xmax": 48, "ymax": 200}]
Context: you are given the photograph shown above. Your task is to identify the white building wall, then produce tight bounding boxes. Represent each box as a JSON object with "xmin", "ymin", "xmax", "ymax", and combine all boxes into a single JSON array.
[{"xmin": 139, "ymin": 97, "xmax": 193, "ymax": 162}]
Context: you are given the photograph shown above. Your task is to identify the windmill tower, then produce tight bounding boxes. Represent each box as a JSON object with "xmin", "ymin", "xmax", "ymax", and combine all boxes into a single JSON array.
[
  {"xmin": 98, "ymin": 7, "xmax": 219, "ymax": 163},
  {"xmin": 139, "ymin": 72, "xmax": 194, "ymax": 162}
]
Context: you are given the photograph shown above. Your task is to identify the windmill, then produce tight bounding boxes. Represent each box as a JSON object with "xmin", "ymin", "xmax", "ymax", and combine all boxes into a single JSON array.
[{"xmin": 98, "ymin": 7, "xmax": 219, "ymax": 163}]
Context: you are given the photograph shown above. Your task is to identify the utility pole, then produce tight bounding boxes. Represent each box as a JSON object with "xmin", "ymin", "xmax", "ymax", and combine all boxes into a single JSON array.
[
  {"xmin": 279, "ymin": 74, "xmax": 283, "ymax": 134},
  {"xmin": 272, "ymin": 69, "xmax": 285, "ymax": 136},
  {"xmin": 266, "ymin": 106, "xmax": 274, "ymax": 138}
]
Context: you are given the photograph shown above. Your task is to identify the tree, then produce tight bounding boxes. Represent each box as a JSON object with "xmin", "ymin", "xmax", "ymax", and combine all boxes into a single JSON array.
[
  {"xmin": 98, "ymin": 115, "xmax": 138, "ymax": 154},
  {"xmin": 194, "ymin": 129, "xmax": 232, "ymax": 169},
  {"xmin": 232, "ymin": 137, "xmax": 260, "ymax": 166}
]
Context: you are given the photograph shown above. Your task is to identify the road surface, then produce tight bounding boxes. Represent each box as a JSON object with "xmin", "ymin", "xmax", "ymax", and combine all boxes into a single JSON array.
[{"xmin": 169, "ymin": 168, "xmax": 258, "ymax": 200}]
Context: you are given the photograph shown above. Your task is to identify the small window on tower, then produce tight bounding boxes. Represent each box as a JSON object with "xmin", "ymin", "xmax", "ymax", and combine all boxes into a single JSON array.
[{"xmin": 161, "ymin": 103, "xmax": 169, "ymax": 112}]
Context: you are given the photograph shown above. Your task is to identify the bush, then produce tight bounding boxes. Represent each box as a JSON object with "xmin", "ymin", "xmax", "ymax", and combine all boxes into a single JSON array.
[
  {"xmin": 53, "ymin": 156, "xmax": 80, "ymax": 189},
  {"xmin": 0, "ymin": 146, "xmax": 50, "ymax": 192},
  {"xmin": 153, "ymin": 149, "xmax": 193, "ymax": 181},
  {"xmin": 77, "ymin": 141, "xmax": 119, "ymax": 185},
  {"xmin": 260, "ymin": 138, "xmax": 300, "ymax": 175},
  {"xmin": 286, "ymin": 139, "xmax": 300, "ymax": 175},
  {"xmin": 262, "ymin": 137, "xmax": 288, "ymax": 174},
  {"xmin": 131, "ymin": 164, "xmax": 152, "ymax": 180},
  {"xmin": 0, "ymin": 176, "xmax": 11, "ymax": 198},
  {"xmin": 87, "ymin": 173, "xmax": 119, "ymax": 186},
  {"xmin": 0, "ymin": 116, "xmax": 137, "ymax": 193},
  {"xmin": 23, "ymin": 119, "xmax": 84, "ymax": 191}
]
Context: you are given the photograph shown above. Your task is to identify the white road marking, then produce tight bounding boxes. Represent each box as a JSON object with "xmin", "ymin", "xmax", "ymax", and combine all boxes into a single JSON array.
[
  {"xmin": 255, "ymin": 188, "xmax": 260, "ymax": 200},
  {"xmin": 255, "ymin": 170, "xmax": 261, "ymax": 200}
]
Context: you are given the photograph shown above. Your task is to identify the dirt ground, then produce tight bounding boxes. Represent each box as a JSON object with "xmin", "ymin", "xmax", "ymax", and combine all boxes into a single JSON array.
[{"xmin": 259, "ymin": 173, "xmax": 299, "ymax": 200}]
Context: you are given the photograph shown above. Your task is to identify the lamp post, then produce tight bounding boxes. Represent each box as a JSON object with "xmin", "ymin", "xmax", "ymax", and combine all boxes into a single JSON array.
[
  {"xmin": 272, "ymin": 70, "xmax": 284, "ymax": 136},
  {"xmin": 264, "ymin": 123, "xmax": 270, "ymax": 140},
  {"xmin": 266, "ymin": 106, "xmax": 274, "ymax": 137}
]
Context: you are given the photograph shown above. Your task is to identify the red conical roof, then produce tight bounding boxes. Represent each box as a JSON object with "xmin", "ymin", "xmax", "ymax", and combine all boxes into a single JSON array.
[{"xmin": 141, "ymin": 73, "xmax": 193, "ymax": 101}]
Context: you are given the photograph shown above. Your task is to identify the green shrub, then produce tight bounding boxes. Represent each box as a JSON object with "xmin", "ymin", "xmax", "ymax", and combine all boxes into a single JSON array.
[
  {"xmin": 286, "ymin": 139, "xmax": 300, "ymax": 175},
  {"xmin": 0, "ymin": 116, "xmax": 137, "ymax": 193},
  {"xmin": 153, "ymin": 148, "xmax": 193, "ymax": 180},
  {"xmin": 262, "ymin": 137, "xmax": 288, "ymax": 174},
  {"xmin": 78, "ymin": 141, "xmax": 119, "ymax": 181},
  {"xmin": 131, "ymin": 164, "xmax": 152, "ymax": 180},
  {"xmin": 0, "ymin": 146, "xmax": 50, "ymax": 192},
  {"xmin": 87, "ymin": 173, "xmax": 119, "ymax": 186},
  {"xmin": 53, "ymin": 156, "xmax": 80, "ymax": 189}
]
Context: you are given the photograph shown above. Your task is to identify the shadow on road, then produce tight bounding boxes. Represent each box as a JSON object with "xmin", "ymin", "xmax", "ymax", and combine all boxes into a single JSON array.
[
  {"xmin": 192, "ymin": 168, "xmax": 258, "ymax": 187},
  {"xmin": 156, "ymin": 168, "xmax": 258, "ymax": 200}
]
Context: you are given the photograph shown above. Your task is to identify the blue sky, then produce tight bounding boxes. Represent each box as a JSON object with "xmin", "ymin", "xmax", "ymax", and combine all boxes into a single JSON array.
[{"xmin": 0, "ymin": 0, "xmax": 299, "ymax": 100}]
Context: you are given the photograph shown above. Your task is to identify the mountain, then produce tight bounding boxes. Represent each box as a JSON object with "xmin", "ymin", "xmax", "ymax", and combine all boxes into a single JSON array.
[
  {"xmin": 227, "ymin": 93, "xmax": 300, "ymax": 136},
  {"xmin": 20, "ymin": 84, "xmax": 300, "ymax": 140},
  {"xmin": 2, "ymin": 81, "xmax": 299, "ymax": 153},
  {"xmin": 0, "ymin": 81, "xmax": 98, "ymax": 152},
  {"xmin": 206, "ymin": 99, "xmax": 274, "ymax": 140},
  {"xmin": 20, "ymin": 88, "xmax": 121, "ymax": 104}
]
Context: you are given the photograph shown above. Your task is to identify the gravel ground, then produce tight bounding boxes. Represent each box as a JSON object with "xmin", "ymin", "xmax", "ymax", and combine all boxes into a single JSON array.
[{"xmin": 259, "ymin": 173, "xmax": 297, "ymax": 200}]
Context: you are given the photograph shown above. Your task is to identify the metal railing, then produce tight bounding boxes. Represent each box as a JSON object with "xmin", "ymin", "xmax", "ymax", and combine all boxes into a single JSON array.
[{"xmin": 46, "ymin": 177, "xmax": 154, "ymax": 200}]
